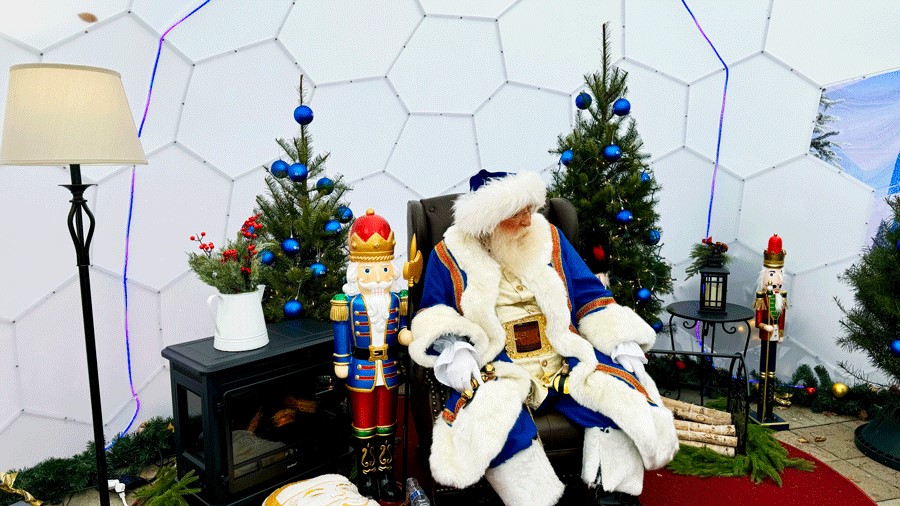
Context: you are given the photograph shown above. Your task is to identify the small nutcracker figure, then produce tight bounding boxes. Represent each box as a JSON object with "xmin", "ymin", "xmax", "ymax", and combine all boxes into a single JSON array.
[
  {"xmin": 751, "ymin": 234, "xmax": 789, "ymax": 429},
  {"xmin": 331, "ymin": 209, "xmax": 409, "ymax": 502}
]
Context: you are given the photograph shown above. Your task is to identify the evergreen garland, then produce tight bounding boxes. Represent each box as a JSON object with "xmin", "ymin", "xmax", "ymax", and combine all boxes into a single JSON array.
[
  {"xmin": 549, "ymin": 23, "xmax": 672, "ymax": 325},
  {"xmin": 132, "ymin": 467, "xmax": 200, "ymax": 506},
  {"xmin": 256, "ymin": 77, "xmax": 351, "ymax": 322},
  {"xmin": 0, "ymin": 417, "xmax": 174, "ymax": 506}
]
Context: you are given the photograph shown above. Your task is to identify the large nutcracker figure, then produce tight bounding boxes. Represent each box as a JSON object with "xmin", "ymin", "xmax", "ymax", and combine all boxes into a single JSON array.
[
  {"xmin": 331, "ymin": 209, "xmax": 408, "ymax": 502},
  {"xmin": 751, "ymin": 234, "xmax": 789, "ymax": 429}
]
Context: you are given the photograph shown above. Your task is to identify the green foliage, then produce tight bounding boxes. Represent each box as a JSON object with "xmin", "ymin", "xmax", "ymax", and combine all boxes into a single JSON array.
[
  {"xmin": 186, "ymin": 214, "xmax": 265, "ymax": 294},
  {"xmin": 0, "ymin": 417, "xmax": 175, "ymax": 506},
  {"xmin": 684, "ymin": 238, "xmax": 731, "ymax": 279},
  {"xmin": 785, "ymin": 364, "xmax": 900, "ymax": 418},
  {"xmin": 256, "ymin": 79, "xmax": 351, "ymax": 322},
  {"xmin": 548, "ymin": 23, "xmax": 672, "ymax": 325},
  {"xmin": 133, "ymin": 467, "xmax": 200, "ymax": 506},
  {"xmin": 667, "ymin": 424, "xmax": 814, "ymax": 486},
  {"xmin": 836, "ymin": 196, "xmax": 900, "ymax": 384}
]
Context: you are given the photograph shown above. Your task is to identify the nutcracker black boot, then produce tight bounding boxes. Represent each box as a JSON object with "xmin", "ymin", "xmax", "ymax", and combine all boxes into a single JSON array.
[
  {"xmin": 354, "ymin": 437, "xmax": 378, "ymax": 498},
  {"xmin": 375, "ymin": 432, "xmax": 403, "ymax": 502}
]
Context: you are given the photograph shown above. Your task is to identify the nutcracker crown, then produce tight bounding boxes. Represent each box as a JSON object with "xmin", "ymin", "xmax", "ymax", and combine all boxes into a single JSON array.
[
  {"xmin": 763, "ymin": 234, "xmax": 786, "ymax": 268},
  {"xmin": 348, "ymin": 208, "xmax": 395, "ymax": 262}
]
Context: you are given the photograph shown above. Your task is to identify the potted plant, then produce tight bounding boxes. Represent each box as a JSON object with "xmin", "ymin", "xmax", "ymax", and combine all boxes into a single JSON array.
[{"xmin": 188, "ymin": 214, "xmax": 269, "ymax": 351}]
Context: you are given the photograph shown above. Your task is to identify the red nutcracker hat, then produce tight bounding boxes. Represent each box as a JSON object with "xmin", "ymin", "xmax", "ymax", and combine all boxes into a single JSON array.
[
  {"xmin": 348, "ymin": 208, "xmax": 395, "ymax": 262},
  {"xmin": 763, "ymin": 234, "xmax": 786, "ymax": 268}
]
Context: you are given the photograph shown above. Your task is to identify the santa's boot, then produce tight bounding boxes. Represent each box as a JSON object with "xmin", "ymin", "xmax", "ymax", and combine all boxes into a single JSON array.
[
  {"xmin": 375, "ymin": 432, "xmax": 403, "ymax": 503},
  {"xmin": 484, "ymin": 441, "xmax": 564, "ymax": 506},
  {"xmin": 353, "ymin": 437, "xmax": 378, "ymax": 498}
]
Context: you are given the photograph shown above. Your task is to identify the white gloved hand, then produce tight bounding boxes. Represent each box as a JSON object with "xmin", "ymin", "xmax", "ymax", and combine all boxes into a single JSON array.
[
  {"xmin": 434, "ymin": 341, "xmax": 482, "ymax": 392},
  {"xmin": 612, "ymin": 341, "xmax": 647, "ymax": 374}
]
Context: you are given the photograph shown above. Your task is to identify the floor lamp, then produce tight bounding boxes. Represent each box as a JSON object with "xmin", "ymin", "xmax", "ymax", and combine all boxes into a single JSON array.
[{"xmin": 1, "ymin": 63, "xmax": 147, "ymax": 506}]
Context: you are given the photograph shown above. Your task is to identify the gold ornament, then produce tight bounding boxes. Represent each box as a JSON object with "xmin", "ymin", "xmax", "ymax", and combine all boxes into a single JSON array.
[{"xmin": 832, "ymin": 382, "xmax": 849, "ymax": 398}]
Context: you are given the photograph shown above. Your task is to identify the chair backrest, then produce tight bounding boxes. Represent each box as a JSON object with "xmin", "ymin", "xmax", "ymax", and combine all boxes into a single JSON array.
[{"xmin": 406, "ymin": 194, "xmax": 579, "ymax": 308}]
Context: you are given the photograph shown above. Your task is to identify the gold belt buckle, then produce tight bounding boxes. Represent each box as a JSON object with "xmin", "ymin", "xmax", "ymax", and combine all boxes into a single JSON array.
[
  {"xmin": 503, "ymin": 314, "xmax": 552, "ymax": 359},
  {"xmin": 368, "ymin": 344, "xmax": 388, "ymax": 361}
]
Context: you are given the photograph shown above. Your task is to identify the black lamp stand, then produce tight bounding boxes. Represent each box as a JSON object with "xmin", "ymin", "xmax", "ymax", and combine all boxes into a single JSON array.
[{"xmin": 62, "ymin": 163, "xmax": 110, "ymax": 506}]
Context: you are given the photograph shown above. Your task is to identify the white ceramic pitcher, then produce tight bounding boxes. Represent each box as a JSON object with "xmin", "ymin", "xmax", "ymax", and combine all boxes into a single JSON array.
[{"xmin": 208, "ymin": 284, "xmax": 269, "ymax": 352}]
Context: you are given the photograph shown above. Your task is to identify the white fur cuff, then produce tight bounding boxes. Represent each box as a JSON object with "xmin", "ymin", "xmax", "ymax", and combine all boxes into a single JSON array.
[
  {"xmin": 485, "ymin": 441, "xmax": 564, "ymax": 506},
  {"xmin": 578, "ymin": 303, "xmax": 657, "ymax": 356}
]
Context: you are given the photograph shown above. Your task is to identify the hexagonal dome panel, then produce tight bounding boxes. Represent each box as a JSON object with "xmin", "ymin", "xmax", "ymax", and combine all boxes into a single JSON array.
[
  {"xmin": 161, "ymin": 273, "xmax": 216, "ymax": 348},
  {"xmin": 90, "ymin": 145, "xmax": 232, "ymax": 289},
  {"xmin": 624, "ymin": 0, "xmax": 770, "ymax": 83},
  {"xmin": 226, "ymin": 166, "xmax": 271, "ymax": 236},
  {"xmin": 179, "ymin": 42, "xmax": 301, "ymax": 177},
  {"xmin": 385, "ymin": 114, "xmax": 479, "ymax": 197},
  {"xmin": 767, "ymin": 0, "xmax": 900, "ymax": 86},
  {"xmin": 614, "ymin": 60, "xmax": 688, "ymax": 160},
  {"xmin": 0, "ymin": 413, "xmax": 93, "ymax": 471},
  {"xmin": 741, "ymin": 156, "xmax": 873, "ymax": 272},
  {"xmin": 389, "ymin": 17, "xmax": 504, "ymax": 113},
  {"xmin": 0, "ymin": 322, "xmax": 17, "ymax": 428},
  {"xmin": 0, "ymin": 165, "xmax": 96, "ymax": 320},
  {"xmin": 653, "ymin": 149, "xmax": 742, "ymax": 264},
  {"xmin": 475, "ymin": 84, "xmax": 570, "ymax": 172},
  {"xmin": 686, "ymin": 55, "xmax": 822, "ymax": 178},
  {"xmin": 420, "ymin": 0, "xmax": 517, "ymax": 18},
  {"xmin": 345, "ymin": 172, "xmax": 419, "ymax": 262},
  {"xmin": 43, "ymin": 14, "xmax": 192, "ymax": 154},
  {"xmin": 0, "ymin": 38, "xmax": 39, "ymax": 129},
  {"xmin": 280, "ymin": 0, "xmax": 422, "ymax": 84},
  {"xmin": 308, "ymin": 79, "xmax": 408, "ymax": 181},
  {"xmin": 0, "ymin": 0, "xmax": 128, "ymax": 51},
  {"xmin": 132, "ymin": 0, "xmax": 294, "ymax": 61},
  {"xmin": 500, "ymin": 0, "xmax": 621, "ymax": 92}
]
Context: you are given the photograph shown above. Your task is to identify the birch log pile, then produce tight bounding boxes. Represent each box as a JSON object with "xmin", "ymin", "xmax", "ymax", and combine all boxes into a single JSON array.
[{"xmin": 664, "ymin": 397, "xmax": 737, "ymax": 457}]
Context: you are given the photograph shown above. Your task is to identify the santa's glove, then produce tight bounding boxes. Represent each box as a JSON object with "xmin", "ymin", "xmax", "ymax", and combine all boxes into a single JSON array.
[
  {"xmin": 433, "ymin": 339, "xmax": 482, "ymax": 393},
  {"xmin": 612, "ymin": 342, "xmax": 648, "ymax": 375}
]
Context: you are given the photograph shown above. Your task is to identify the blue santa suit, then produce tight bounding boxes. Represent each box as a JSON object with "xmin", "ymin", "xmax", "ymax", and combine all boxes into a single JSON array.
[{"xmin": 408, "ymin": 214, "xmax": 678, "ymax": 505}]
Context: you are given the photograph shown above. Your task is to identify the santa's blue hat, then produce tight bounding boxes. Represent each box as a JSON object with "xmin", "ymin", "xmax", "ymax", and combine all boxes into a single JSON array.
[{"xmin": 453, "ymin": 169, "xmax": 547, "ymax": 237}]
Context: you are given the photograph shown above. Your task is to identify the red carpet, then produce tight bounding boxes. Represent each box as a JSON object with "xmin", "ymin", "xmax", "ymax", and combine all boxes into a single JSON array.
[{"xmin": 641, "ymin": 442, "xmax": 876, "ymax": 506}]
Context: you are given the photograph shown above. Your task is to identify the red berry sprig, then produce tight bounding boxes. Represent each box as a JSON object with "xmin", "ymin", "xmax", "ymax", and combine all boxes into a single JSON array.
[{"xmin": 189, "ymin": 231, "xmax": 214, "ymax": 257}]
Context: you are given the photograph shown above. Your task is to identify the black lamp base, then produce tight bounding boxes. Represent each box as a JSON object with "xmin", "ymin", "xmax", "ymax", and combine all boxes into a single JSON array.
[{"xmin": 748, "ymin": 410, "xmax": 790, "ymax": 431}]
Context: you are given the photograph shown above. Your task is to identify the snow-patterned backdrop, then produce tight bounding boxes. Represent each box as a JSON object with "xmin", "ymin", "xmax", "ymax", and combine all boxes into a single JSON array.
[{"xmin": 0, "ymin": 0, "xmax": 897, "ymax": 470}]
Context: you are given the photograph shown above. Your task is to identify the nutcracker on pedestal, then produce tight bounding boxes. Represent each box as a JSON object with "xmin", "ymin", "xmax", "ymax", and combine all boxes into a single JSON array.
[
  {"xmin": 330, "ymin": 209, "xmax": 409, "ymax": 503},
  {"xmin": 750, "ymin": 234, "xmax": 790, "ymax": 430}
]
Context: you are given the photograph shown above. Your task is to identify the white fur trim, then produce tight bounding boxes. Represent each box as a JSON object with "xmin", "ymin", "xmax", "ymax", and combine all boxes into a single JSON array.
[
  {"xmin": 567, "ymin": 363, "xmax": 679, "ymax": 470},
  {"xmin": 429, "ymin": 362, "xmax": 532, "ymax": 488},
  {"xmin": 409, "ymin": 304, "xmax": 491, "ymax": 368},
  {"xmin": 453, "ymin": 171, "xmax": 547, "ymax": 237},
  {"xmin": 485, "ymin": 441, "xmax": 564, "ymax": 506},
  {"xmin": 582, "ymin": 428, "xmax": 645, "ymax": 496},
  {"xmin": 578, "ymin": 303, "xmax": 657, "ymax": 356}
]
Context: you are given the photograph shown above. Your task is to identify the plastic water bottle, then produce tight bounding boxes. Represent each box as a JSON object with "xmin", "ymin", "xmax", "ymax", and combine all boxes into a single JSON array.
[{"xmin": 406, "ymin": 477, "xmax": 431, "ymax": 506}]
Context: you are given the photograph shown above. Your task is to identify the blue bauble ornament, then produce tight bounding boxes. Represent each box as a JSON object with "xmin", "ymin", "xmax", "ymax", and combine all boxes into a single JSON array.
[
  {"xmin": 284, "ymin": 299, "xmax": 303, "ymax": 319},
  {"xmin": 640, "ymin": 171, "xmax": 651, "ymax": 183},
  {"xmin": 636, "ymin": 288, "xmax": 652, "ymax": 302},
  {"xmin": 612, "ymin": 98, "xmax": 631, "ymax": 116},
  {"xmin": 259, "ymin": 250, "xmax": 275, "ymax": 266},
  {"xmin": 293, "ymin": 105, "xmax": 314, "ymax": 125},
  {"xmin": 271, "ymin": 160, "xmax": 289, "ymax": 178},
  {"xmin": 281, "ymin": 237, "xmax": 300, "ymax": 256},
  {"xmin": 575, "ymin": 92, "xmax": 592, "ymax": 110},
  {"xmin": 890, "ymin": 339, "xmax": 900, "ymax": 356},
  {"xmin": 316, "ymin": 177, "xmax": 334, "ymax": 195},
  {"xmin": 647, "ymin": 229, "xmax": 661, "ymax": 245},
  {"xmin": 603, "ymin": 144, "xmax": 622, "ymax": 162},
  {"xmin": 337, "ymin": 206, "xmax": 353, "ymax": 223},
  {"xmin": 651, "ymin": 320, "xmax": 664, "ymax": 333},
  {"xmin": 560, "ymin": 149, "xmax": 574, "ymax": 166},
  {"xmin": 323, "ymin": 219, "xmax": 341, "ymax": 234},
  {"xmin": 288, "ymin": 163, "xmax": 308, "ymax": 182},
  {"xmin": 615, "ymin": 209, "xmax": 633, "ymax": 224},
  {"xmin": 310, "ymin": 262, "xmax": 327, "ymax": 277}
]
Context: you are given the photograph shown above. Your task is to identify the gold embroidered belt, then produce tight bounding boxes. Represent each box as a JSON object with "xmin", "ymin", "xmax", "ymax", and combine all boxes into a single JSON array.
[{"xmin": 503, "ymin": 314, "xmax": 553, "ymax": 359}]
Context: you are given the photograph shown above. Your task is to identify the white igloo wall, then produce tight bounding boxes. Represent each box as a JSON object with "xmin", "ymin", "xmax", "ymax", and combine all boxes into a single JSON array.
[{"xmin": 0, "ymin": 0, "xmax": 896, "ymax": 471}]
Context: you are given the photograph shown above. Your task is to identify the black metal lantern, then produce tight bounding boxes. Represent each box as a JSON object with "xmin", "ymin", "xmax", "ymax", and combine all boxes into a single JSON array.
[{"xmin": 699, "ymin": 259, "xmax": 729, "ymax": 313}]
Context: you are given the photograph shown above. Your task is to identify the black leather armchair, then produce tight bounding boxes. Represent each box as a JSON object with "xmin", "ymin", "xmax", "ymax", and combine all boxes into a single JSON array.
[{"xmin": 406, "ymin": 194, "xmax": 587, "ymax": 503}]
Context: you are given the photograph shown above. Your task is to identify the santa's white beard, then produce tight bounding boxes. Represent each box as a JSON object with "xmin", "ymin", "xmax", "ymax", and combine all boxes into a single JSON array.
[{"xmin": 488, "ymin": 225, "xmax": 531, "ymax": 268}]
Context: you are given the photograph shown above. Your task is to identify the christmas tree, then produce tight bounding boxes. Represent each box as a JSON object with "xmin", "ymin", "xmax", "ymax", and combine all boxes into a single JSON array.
[
  {"xmin": 836, "ymin": 195, "xmax": 900, "ymax": 384},
  {"xmin": 549, "ymin": 23, "xmax": 672, "ymax": 327},
  {"xmin": 256, "ymin": 78, "xmax": 353, "ymax": 322}
]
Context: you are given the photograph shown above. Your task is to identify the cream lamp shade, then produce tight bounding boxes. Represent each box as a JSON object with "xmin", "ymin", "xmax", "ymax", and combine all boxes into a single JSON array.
[{"xmin": 0, "ymin": 63, "xmax": 147, "ymax": 165}]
